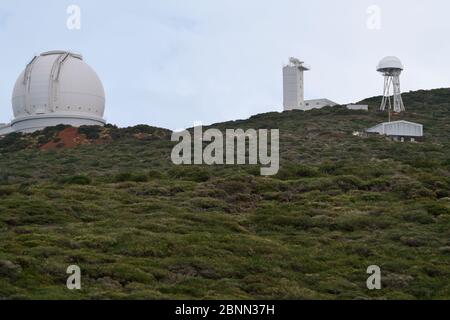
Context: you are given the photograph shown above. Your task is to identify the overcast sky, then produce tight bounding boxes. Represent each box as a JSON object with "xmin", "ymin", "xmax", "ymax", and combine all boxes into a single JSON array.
[{"xmin": 1, "ymin": 0, "xmax": 449, "ymax": 130}]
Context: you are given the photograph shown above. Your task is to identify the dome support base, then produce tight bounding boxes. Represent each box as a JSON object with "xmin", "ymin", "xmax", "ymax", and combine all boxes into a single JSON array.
[{"xmin": 11, "ymin": 114, "xmax": 105, "ymax": 134}]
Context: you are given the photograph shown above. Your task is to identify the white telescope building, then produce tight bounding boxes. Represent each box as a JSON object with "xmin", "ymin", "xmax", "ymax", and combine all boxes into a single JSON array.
[
  {"xmin": 0, "ymin": 50, "xmax": 106, "ymax": 135},
  {"xmin": 283, "ymin": 57, "xmax": 337, "ymax": 111},
  {"xmin": 283, "ymin": 58, "xmax": 310, "ymax": 111}
]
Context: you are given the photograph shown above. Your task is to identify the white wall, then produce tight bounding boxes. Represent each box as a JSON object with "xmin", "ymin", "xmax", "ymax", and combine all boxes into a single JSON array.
[
  {"xmin": 384, "ymin": 122, "xmax": 423, "ymax": 137},
  {"xmin": 283, "ymin": 66, "xmax": 304, "ymax": 111},
  {"xmin": 347, "ymin": 104, "xmax": 368, "ymax": 111},
  {"xmin": 11, "ymin": 114, "xmax": 105, "ymax": 134},
  {"xmin": 367, "ymin": 121, "xmax": 423, "ymax": 137},
  {"xmin": 303, "ymin": 99, "xmax": 338, "ymax": 111}
]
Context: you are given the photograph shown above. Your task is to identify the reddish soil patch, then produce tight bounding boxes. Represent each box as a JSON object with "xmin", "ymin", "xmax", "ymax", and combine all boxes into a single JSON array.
[{"xmin": 41, "ymin": 127, "xmax": 88, "ymax": 151}]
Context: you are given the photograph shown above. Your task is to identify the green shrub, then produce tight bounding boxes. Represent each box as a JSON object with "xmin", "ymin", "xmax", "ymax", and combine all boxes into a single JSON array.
[
  {"xmin": 147, "ymin": 170, "xmax": 166, "ymax": 180},
  {"xmin": 276, "ymin": 164, "xmax": 320, "ymax": 180},
  {"xmin": 318, "ymin": 162, "xmax": 339, "ymax": 175},
  {"xmin": 168, "ymin": 167, "xmax": 212, "ymax": 182},
  {"xmin": 402, "ymin": 211, "xmax": 434, "ymax": 224},
  {"xmin": 61, "ymin": 175, "xmax": 92, "ymax": 185},
  {"xmin": 0, "ymin": 133, "xmax": 27, "ymax": 152},
  {"xmin": 78, "ymin": 126, "xmax": 102, "ymax": 140},
  {"xmin": 392, "ymin": 178, "xmax": 435, "ymax": 199},
  {"xmin": 333, "ymin": 175, "xmax": 364, "ymax": 192},
  {"xmin": 424, "ymin": 203, "xmax": 450, "ymax": 216},
  {"xmin": 114, "ymin": 172, "xmax": 148, "ymax": 183},
  {"xmin": 190, "ymin": 197, "xmax": 228, "ymax": 211},
  {"xmin": 0, "ymin": 186, "xmax": 15, "ymax": 196}
]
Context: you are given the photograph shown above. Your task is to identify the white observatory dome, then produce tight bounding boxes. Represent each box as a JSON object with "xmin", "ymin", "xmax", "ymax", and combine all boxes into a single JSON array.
[
  {"xmin": 377, "ymin": 56, "xmax": 404, "ymax": 72},
  {"xmin": 11, "ymin": 50, "xmax": 105, "ymax": 133}
]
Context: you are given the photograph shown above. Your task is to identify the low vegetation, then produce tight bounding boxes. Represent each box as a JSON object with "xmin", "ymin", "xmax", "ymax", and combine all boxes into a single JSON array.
[{"xmin": 0, "ymin": 89, "xmax": 449, "ymax": 299}]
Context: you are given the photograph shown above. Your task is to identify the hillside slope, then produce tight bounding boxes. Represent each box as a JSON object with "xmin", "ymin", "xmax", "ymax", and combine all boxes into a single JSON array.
[{"xmin": 0, "ymin": 88, "xmax": 449, "ymax": 299}]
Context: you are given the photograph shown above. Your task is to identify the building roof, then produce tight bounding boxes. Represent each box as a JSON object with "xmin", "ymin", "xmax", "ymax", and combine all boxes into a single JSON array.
[
  {"xmin": 346, "ymin": 104, "xmax": 368, "ymax": 111},
  {"xmin": 41, "ymin": 50, "xmax": 83, "ymax": 60},
  {"xmin": 366, "ymin": 120, "xmax": 423, "ymax": 137},
  {"xmin": 377, "ymin": 56, "xmax": 404, "ymax": 72},
  {"xmin": 305, "ymin": 98, "xmax": 338, "ymax": 106},
  {"xmin": 368, "ymin": 120, "xmax": 422, "ymax": 128}
]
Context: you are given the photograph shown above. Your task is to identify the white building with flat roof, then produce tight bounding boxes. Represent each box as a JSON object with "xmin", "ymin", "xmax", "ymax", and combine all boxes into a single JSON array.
[
  {"xmin": 283, "ymin": 58, "xmax": 338, "ymax": 112},
  {"xmin": 347, "ymin": 104, "xmax": 369, "ymax": 111},
  {"xmin": 304, "ymin": 99, "xmax": 338, "ymax": 110},
  {"xmin": 366, "ymin": 120, "xmax": 423, "ymax": 141}
]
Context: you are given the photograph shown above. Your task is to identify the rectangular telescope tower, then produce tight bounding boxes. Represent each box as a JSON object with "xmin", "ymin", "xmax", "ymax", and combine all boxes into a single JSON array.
[{"xmin": 283, "ymin": 57, "xmax": 310, "ymax": 111}]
